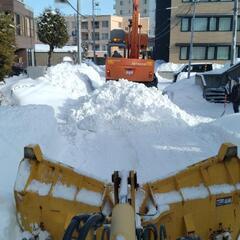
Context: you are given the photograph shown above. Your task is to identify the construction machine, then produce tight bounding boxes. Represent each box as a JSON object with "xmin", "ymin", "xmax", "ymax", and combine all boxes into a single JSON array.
[
  {"xmin": 15, "ymin": 143, "xmax": 240, "ymax": 239},
  {"xmin": 105, "ymin": 0, "xmax": 157, "ymax": 87}
]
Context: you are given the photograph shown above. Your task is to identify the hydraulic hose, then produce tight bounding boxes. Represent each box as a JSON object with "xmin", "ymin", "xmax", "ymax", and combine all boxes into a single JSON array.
[
  {"xmin": 77, "ymin": 213, "xmax": 105, "ymax": 240},
  {"xmin": 159, "ymin": 224, "xmax": 167, "ymax": 240},
  {"xmin": 143, "ymin": 224, "xmax": 158, "ymax": 240},
  {"xmin": 101, "ymin": 225, "xmax": 110, "ymax": 240},
  {"xmin": 136, "ymin": 228, "xmax": 143, "ymax": 240},
  {"xmin": 63, "ymin": 214, "xmax": 90, "ymax": 240}
]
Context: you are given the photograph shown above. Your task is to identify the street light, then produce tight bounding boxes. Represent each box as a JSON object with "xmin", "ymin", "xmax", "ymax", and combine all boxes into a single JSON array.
[
  {"xmin": 92, "ymin": 0, "xmax": 99, "ymax": 63},
  {"xmin": 187, "ymin": 0, "xmax": 198, "ymax": 79},
  {"xmin": 231, "ymin": 0, "xmax": 238, "ymax": 66},
  {"xmin": 55, "ymin": 0, "xmax": 82, "ymax": 64}
]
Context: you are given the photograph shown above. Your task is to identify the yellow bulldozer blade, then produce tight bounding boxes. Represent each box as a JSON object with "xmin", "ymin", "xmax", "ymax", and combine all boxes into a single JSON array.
[
  {"xmin": 14, "ymin": 145, "xmax": 111, "ymax": 239},
  {"xmin": 14, "ymin": 143, "xmax": 240, "ymax": 239}
]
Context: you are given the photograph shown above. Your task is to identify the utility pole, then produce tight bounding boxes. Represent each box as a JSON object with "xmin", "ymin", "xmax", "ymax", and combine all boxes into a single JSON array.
[
  {"xmin": 77, "ymin": 0, "xmax": 82, "ymax": 64},
  {"xmin": 231, "ymin": 0, "xmax": 238, "ymax": 66},
  {"xmin": 92, "ymin": 0, "xmax": 97, "ymax": 63},
  {"xmin": 188, "ymin": 0, "xmax": 197, "ymax": 79}
]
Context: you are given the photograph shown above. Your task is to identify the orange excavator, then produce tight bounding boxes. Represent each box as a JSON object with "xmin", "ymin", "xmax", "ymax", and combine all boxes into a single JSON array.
[{"xmin": 105, "ymin": 0, "xmax": 157, "ymax": 87}]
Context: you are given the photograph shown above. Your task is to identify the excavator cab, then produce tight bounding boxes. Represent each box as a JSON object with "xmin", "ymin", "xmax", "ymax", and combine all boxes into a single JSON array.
[{"xmin": 105, "ymin": 0, "xmax": 157, "ymax": 87}]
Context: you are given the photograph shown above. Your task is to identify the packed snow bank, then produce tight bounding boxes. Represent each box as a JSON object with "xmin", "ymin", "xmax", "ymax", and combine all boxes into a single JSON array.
[
  {"xmin": 157, "ymin": 62, "xmax": 184, "ymax": 72},
  {"xmin": 10, "ymin": 63, "xmax": 104, "ymax": 115},
  {"xmin": 164, "ymin": 77, "xmax": 233, "ymax": 118},
  {"xmin": 0, "ymin": 105, "xmax": 66, "ymax": 239},
  {"xmin": 1, "ymin": 62, "xmax": 240, "ymax": 239},
  {"xmin": 61, "ymin": 80, "xmax": 210, "ymax": 130},
  {"xmin": 0, "ymin": 105, "xmax": 64, "ymax": 192},
  {"xmin": 57, "ymin": 80, "xmax": 228, "ymax": 182}
]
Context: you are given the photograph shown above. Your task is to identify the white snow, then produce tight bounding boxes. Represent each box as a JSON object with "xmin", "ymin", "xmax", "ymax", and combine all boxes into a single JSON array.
[
  {"xmin": 14, "ymin": 159, "xmax": 31, "ymax": 192},
  {"xmin": 52, "ymin": 182, "xmax": 77, "ymax": 201},
  {"xmin": 209, "ymin": 184, "xmax": 236, "ymax": 195},
  {"xmin": 26, "ymin": 180, "xmax": 51, "ymax": 196},
  {"xmin": 0, "ymin": 61, "xmax": 240, "ymax": 239},
  {"xmin": 181, "ymin": 184, "xmax": 209, "ymax": 200},
  {"xmin": 76, "ymin": 189, "xmax": 103, "ymax": 206},
  {"xmin": 35, "ymin": 44, "xmax": 78, "ymax": 53},
  {"xmin": 154, "ymin": 191, "xmax": 182, "ymax": 206}
]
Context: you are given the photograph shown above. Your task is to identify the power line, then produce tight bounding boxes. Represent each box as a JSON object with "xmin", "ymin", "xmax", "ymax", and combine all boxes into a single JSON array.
[{"xmin": 154, "ymin": 3, "xmax": 194, "ymax": 41}]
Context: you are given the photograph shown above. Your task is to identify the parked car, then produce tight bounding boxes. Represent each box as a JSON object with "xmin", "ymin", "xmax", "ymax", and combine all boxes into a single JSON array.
[{"xmin": 173, "ymin": 63, "xmax": 213, "ymax": 82}]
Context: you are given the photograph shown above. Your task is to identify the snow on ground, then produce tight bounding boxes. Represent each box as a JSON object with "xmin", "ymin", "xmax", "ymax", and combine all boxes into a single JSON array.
[
  {"xmin": 0, "ymin": 61, "xmax": 240, "ymax": 239},
  {"xmin": 164, "ymin": 77, "xmax": 233, "ymax": 118}
]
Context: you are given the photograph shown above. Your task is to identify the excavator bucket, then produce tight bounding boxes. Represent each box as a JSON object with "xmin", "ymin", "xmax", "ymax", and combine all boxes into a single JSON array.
[
  {"xmin": 14, "ymin": 145, "xmax": 110, "ymax": 239},
  {"xmin": 14, "ymin": 143, "xmax": 240, "ymax": 240}
]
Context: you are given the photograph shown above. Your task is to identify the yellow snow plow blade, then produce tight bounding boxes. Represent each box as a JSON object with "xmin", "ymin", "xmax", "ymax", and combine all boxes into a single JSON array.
[
  {"xmin": 14, "ymin": 145, "xmax": 109, "ymax": 239},
  {"xmin": 14, "ymin": 143, "xmax": 240, "ymax": 239}
]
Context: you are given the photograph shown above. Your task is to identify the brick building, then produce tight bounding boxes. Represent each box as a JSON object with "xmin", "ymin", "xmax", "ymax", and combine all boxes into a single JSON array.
[{"xmin": 0, "ymin": 0, "xmax": 35, "ymax": 68}]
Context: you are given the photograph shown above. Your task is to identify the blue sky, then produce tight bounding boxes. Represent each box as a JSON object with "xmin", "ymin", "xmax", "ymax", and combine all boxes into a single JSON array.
[{"xmin": 24, "ymin": 0, "xmax": 114, "ymax": 16}]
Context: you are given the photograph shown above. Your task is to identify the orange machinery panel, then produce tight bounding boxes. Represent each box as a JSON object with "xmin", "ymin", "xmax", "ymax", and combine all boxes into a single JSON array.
[{"xmin": 106, "ymin": 57, "xmax": 154, "ymax": 83}]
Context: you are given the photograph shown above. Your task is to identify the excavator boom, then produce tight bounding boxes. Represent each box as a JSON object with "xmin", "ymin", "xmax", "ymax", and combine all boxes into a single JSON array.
[
  {"xmin": 130, "ymin": 0, "xmax": 140, "ymax": 59},
  {"xmin": 105, "ymin": 0, "xmax": 156, "ymax": 86}
]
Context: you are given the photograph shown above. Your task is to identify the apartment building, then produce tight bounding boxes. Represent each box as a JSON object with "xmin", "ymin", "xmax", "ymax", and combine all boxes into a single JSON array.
[
  {"xmin": 114, "ymin": 0, "xmax": 155, "ymax": 37},
  {"xmin": 0, "ymin": 0, "xmax": 35, "ymax": 68},
  {"xmin": 164, "ymin": 0, "xmax": 239, "ymax": 63},
  {"xmin": 64, "ymin": 15, "xmax": 149, "ymax": 58}
]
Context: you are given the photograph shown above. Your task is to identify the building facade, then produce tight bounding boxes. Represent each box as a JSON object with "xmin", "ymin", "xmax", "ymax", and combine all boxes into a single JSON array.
[
  {"xmin": 154, "ymin": 0, "xmax": 171, "ymax": 61},
  {"xmin": 64, "ymin": 15, "xmax": 149, "ymax": 59},
  {"xmin": 0, "ymin": 0, "xmax": 35, "ymax": 68},
  {"xmin": 167, "ymin": 0, "xmax": 239, "ymax": 63},
  {"xmin": 114, "ymin": 0, "xmax": 155, "ymax": 37}
]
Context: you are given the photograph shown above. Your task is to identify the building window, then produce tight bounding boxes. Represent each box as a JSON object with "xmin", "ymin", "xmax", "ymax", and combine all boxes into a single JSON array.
[
  {"xmin": 82, "ymin": 32, "xmax": 88, "ymax": 40},
  {"xmin": 192, "ymin": 46, "xmax": 206, "ymax": 59},
  {"xmin": 92, "ymin": 21, "xmax": 99, "ymax": 29},
  {"xmin": 102, "ymin": 45, "xmax": 107, "ymax": 51},
  {"xmin": 15, "ymin": 13, "xmax": 21, "ymax": 35},
  {"xmin": 181, "ymin": 18, "xmax": 190, "ymax": 31},
  {"xmin": 179, "ymin": 45, "xmax": 231, "ymax": 60},
  {"xmin": 25, "ymin": 17, "xmax": 31, "ymax": 37},
  {"xmin": 81, "ymin": 22, "xmax": 88, "ymax": 29},
  {"xmin": 92, "ymin": 32, "xmax": 100, "ymax": 40},
  {"xmin": 120, "ymin": 0, "xmax": 123, "ymax": 6},
  {"xmin": 218, "ymin": 17, "xmax": 232, "ymax": 31},
  {"xmin": 207, "ymin": 47, "xmax": 215, "ymax": 60},
  {"xmin": 101, "ymin": 33, "xmax": 109, "ymax": 40},
  {"xmin": 209, "ymin": 17, "xmax": 217, "ymax": 31},
  {"xmin": 95, "ymin": 44, "xmax": 100, "ymax": 51},
  {"xmin": 194, "ymin": 17, "xmax": 208, "ymax": 31},
  {"xmin": 102, "ymin": 21, "xmax": 109, "ymax": 28},
  {"xmin": 181, "ymin": 16, "xmax": 233, "ymax": 32},
  {"xmin": 180, "ymin": 47, "xmax": 188, "ymax": 60},
  {"xmin": 182, "ymin": 0, "xmax": 233, "ymax": 2},
  {"xmin": 217, "ymin": 46, "xmax": 230, "ymax": 59}
]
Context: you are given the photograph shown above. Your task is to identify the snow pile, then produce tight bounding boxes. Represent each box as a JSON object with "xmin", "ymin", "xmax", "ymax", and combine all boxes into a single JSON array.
[
  {"xmin": 164, "ymin": 77, "xmax": 233, "ymax": 118},
  {"xmin": 156, "ymin": 62, "xmax": 185, "ymax": 72},
  {"xmin": 1, "ymin": 62, "xmax": 240, "ymax": 238},
  {"xmin": 10, "ymin": 63, "xmax": 104, "ymax": 115},
  {"xmin": 35, "ymin": 43, "xmax": 78, "ymax": 53},
  {"xmin": 0, "ymin": 105, "xmax": 65, "ymax": 240},
  {"xmin": 41, "ymin": 63, "xmax": 93, "ymax": 97},
  {"xmin": 64, "ymin": 80, "xmax": 210, "ymax": 132}
]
